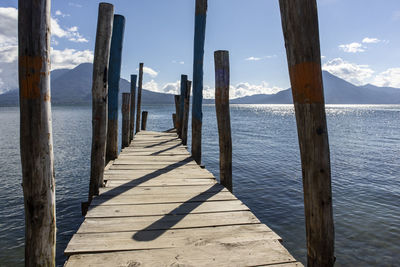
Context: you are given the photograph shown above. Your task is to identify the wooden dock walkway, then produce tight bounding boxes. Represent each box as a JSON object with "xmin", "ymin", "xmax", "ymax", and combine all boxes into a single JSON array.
[{"xmin": 64, "ymin": 130, "xmax": 302, "ymax": 266}]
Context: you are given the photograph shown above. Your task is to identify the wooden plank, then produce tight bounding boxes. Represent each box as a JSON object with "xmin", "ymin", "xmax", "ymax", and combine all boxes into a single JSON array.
[
  {"xmin": 105, "ymin": 178, "xmax": 216, "ymax": 187},
  {"xmin": 78, "ymin": 211, "xmax": 262, "ymax": 233},
  {"xmin": 65, "ymin": 239, "xmax": 301, "ymax": 267},
  {"xmin": 86, "ymin": 200, "xmax": 249, "ymax": 218},
  {"xmin": 65, "ymin": 224, "xmax": 280, "ymax": 255},
  {"xmin": 91, "ymin": 191, "xmax": 236, "ymax": 205},
  {"xmin": 99, "ymin": 184, "xmax": 228, "ymax": 196},
  {"xmin": 109, "ymin": 164, "xmax": 203, "ymax": 170},
  {"xmin": 104, "ymin": 168, "xmax": 214, "ymax": 177}
]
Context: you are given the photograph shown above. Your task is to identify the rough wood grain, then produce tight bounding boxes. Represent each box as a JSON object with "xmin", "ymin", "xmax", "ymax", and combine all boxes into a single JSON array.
[
  {"xmin": 106, "ymin": 15, "xmax": 125, "ymax": 163},
  {"xmin": 178, "ymin": 75, "xmax": 188, "ymax": 138},
  {"xmin": 182, "ymin": 80, "xmax": 191, "ymax": 145},
  {"xmin": 121, "ymin": 93, "xmax": 130, "ymax": 149},
  {"xmin": 174, "ymin": 95, "xmax": 181, "ymax": 129},
  {"xmin": 65, "ymin": 239, "xmax": 299, "ymax": 267},
  {"xmin": 18, "ymin": 0, "xmax": 56, "ymax": 265},
  {"xmin": 191, "ymin": 0, "xmax": 208, "ymax": 165},
  {"xmin": 129, "ymin": 74, "xmax": 137, "ymax": 141},
  {"xmin": 214, "ymin": 50, "xmax": 233, "ymax": 192},
  {"xmin": 135, "ymin": 63, "xmax": 143, "ymax": 133},
  {"xmin": 141, "ymin": 111, "xmax": 148, "ymax": 130},
  {"xmin": 279, "ymin": 0, "xmax": 334, "ymax": 266},
  {"xmin": 88, "ymin": 3, "xmax": 114, "ymax": 202}
]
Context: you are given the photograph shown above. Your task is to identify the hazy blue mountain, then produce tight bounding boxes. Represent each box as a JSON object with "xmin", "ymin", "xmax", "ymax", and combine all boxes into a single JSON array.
[
  {"xmin": 1, "ymin": 64, "xmax": 399, "ymax": 106},
  {"xmin": 231, "ymin": 71, "xmax": 400, "ymax": 104}
]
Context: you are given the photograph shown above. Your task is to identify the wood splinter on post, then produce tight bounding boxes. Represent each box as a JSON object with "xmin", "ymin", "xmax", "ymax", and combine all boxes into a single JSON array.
[
  {"xmin": 214, "ymin": 50, "xmax": 232, "ymax": 192},
  {"xmin": 121, "ymin": 93, "xmax": 131, "ymax": 149},
  {"xmin": 279, "ymin": 0, "xmax": 335, "ymax": 266}
]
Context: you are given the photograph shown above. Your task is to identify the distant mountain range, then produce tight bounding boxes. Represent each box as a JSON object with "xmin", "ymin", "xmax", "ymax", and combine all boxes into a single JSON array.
[{"xmin": 0, "ymin": 63, "xmax": 399, "ymax": 106}]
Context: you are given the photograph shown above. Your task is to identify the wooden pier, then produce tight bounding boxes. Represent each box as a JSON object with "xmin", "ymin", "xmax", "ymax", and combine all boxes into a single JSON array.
[{"xmin": 64, "ymin": 130, "xmax": 302, "ymax": 266}]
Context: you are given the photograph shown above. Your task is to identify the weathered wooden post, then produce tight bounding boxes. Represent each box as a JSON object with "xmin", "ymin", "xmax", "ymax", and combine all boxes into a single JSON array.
[
  {"xmin": 279, "ymin": 1, "xmax": 335, "ymax": 266},
  {"xmin": 177, "ymin": 75, "xmax": 188, "ymax": 138},
  {"xmin": 135, "ymin": 63, "xmax": 144, "ymax": 133},
  {"xmin": 172, "ymin": 113, "xmax": 177, "ymax": 128},
  {"xmin": 141, "ymin": 111, "xmax": 148, "ymax": 130},
  {"xmin": 192, "ymin": 0, "xmax": 208, "ymax": 165},
  {"xmin": 88, "ymin": 3, "xmax": 114, "ymax": 203},
  {"xmin": 18, "ymin": 0, "xmax": 56, "ymax": 265},
  {"xmin": 174, "ymin": 95, "xmax": 181, "ymax": 129},
  {"xmin": 106, "ymin": 14, "xmax": 125, "ymax": 163},
  {"xmin": 121, "ymin": 93, "xmax": 131, "ymax": 149},
  {"xmin": 214, "ymin": 50, "xmax": 232, "ymax": 192},
  {"xmin": 129, "ymin": 74, "xmax": 137, "ymax": 141},
  {"xmin": 181, "ymin": 80, "xmax": 192, "ymax": 146}
]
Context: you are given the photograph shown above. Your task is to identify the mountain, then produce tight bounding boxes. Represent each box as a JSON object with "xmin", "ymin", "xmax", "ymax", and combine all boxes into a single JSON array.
[
  {"xmin": 0, "ymin": 63, "xmax": 175, "ymax": 106},
  {"xmin": 231, "ymin": 71, "xmax": 400, "ymax": 104},
  {"xmin": 0, "ymin": 64, "xmax": 399, "ymax": 106}
]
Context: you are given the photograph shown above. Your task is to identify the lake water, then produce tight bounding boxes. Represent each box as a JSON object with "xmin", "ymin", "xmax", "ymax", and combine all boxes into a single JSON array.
[{"xmin": 0, "ymin": 104, "xmax": 399, "ymax": 266}]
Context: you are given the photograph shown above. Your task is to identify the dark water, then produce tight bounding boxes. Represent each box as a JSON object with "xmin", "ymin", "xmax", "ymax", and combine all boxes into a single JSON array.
[{"xmin": 0, "ymin": 104, "xmax": 399, "ymax": 266}]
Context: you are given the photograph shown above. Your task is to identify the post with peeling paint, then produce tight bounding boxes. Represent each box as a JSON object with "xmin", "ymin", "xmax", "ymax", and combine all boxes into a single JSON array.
[
  {"xmin": 136, "ymin": 63, "xmax": 144, "ymax": 134},
  {"xmin": 18, "ymin": 0, "xmax": 56, "ymax": 265},
  {"xmin": 106, "ymin": 14, "xmax": 125, "ymax": 164},
  {"xmin": 181, "ymin": 80, "xmax": 192, "ymax": 146},
  {"xmin": 88, "ymin": 3, "xmax": 114, "ymax": 204},
  {"xmin": 141, "ymin": 111, "xmax": 148, "ymax": 130},
  {"xmin": 214, "ymin": 50, "xmax": 232, "ymax": 192},
  {"xmin": 192, "ymin": 0, "xmax": 208, "ymax": 165},
  {"xmin": 174, "ymin": 95, "xmax": 181, "ymax": 129},
  {"xmin": 121, "ymin": 93, "xmax": 131, "ymax": 149},
  {"xmin": 178, "ymin": 75, "xmax": 188, "ymax": 138},
  {"xmin": 129, "ymin": 74, "xmax": 137, "ymax": 141},
  {"xmin": 279, "ymin": 0, "xmax": 335, "ymax": 266}
]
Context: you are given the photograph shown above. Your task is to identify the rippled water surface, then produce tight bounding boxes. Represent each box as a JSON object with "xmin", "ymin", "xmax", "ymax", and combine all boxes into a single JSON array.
[{"xmin": 0, "ymin": 104, "xmax": 399, "ymax": 266}]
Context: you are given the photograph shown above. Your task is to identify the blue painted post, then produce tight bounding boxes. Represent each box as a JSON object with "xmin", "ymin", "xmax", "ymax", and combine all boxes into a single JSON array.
[
  {"xmin": 106, "ymin": 14, "xmax": 125, "ymax": 164},
  {"xmin": 191, "ymin": 0, "xmax": 207, "ymax": 165},
  {"xmin": 178, "ymin": 75, "xmax": 188, "ymax": 138}
]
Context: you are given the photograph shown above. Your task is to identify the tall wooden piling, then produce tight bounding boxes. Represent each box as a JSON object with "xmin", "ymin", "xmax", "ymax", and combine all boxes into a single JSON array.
[
  {"xmin": 178, "ymin": 75, "xmax": 188, "ymax": 138},
  {"xmin": 18, "ymin": 0, "xmax": 56, "ymax": 265},
  {"xmin": 214, "ymin": 51, "xmax": 232, "ymax": 192},
  {"xmin": 279, "ymin": 1, "xmax": 335, "ymax": 266},
  {"xmin": 129, "ymin": 74, "xmax": 137, "ymax": 141},
  {"xmin": 88, "ymin": 4, "xmax": 114, "ymax": 203},
  {"xmin": 121, "ymin": 93, "xmax": 131, "ymax": 149},
  {"xmin": 135, "ymin": 63, "xmax": 144, "ymax": 133},
  {"xmin": 141, "ymin": 111, "xmax": 148, "ymax": 130},
  {"xmin": 174, "ymin": 95, "xmax": 181, "ymax": 129},
  {"xmin": 172, "ymin": 113, "xmax": 177, "ymax": 128},
  {"xmin": 106, "ymin": 14, "xmax": 125, "ymax": 163},
  {"xmin": 192, "ymin": 0, "xmax": 208, "ymax": 165},
  {"xmin": 182, "ymin": 80, "xmax": 192, "ymax": 146}
]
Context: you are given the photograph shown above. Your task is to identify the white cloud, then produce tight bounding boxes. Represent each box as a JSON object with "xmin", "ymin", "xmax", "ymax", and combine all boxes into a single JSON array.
[
  {"xmin": 55, "ymin": 10, "xmax": 70, "ymax": 18},
  {"xmin": 50, "ymin": 48, "xmax": 93, "ymax": 70},
  {"xmin": 68, "ymin": 2, "xmax": 83, "ymax": 8},
  {"xmin": 338, "ymin": 42, "xmax": 365, "ymax": 53},
  {"xmin": 172, "ymin": 60, "xmax": 184, "ymax": 65},
  {"xmin": 245, "ymin": 56, "xmax": 262, "ymax": 61},
  {"xmin": 137, "ymin": 66, "xmax": 158, "ymax": 77},
  {"xmin": 51, "ymin": 18, "xmax": 88, "ymax": 43},
  {"xmin": 245, "ymin": 55, "xmax": 276, "ymax": 61},
  {"xmin": 0, "ymin": 8, "xmax": 18, "ymax": 47},
  {"xmin": 372, "ymin": 68, "xmax": 400, "ymax": 88},
  {"xmin": 362, "ymin": 37, "xmax": 380, "ymax": 44},
  {"xmin": 322, "ymin": 58, "xmax": 374, "ymax": 85},
  {"xmin": 142, "ymin": 79, "xmax": 284, "ymax": 99}
]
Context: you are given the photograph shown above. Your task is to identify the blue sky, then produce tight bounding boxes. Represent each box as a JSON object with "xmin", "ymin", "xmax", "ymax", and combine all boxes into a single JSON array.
[{"xmin": 0, "ymin": 0, "xmax": 399, "ymax": 98}]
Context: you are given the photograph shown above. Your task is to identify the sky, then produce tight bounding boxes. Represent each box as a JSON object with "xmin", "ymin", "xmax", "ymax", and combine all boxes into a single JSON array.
[{"xmin": 0, "ymin": 0, "xmax": 399, "ymax": 98}]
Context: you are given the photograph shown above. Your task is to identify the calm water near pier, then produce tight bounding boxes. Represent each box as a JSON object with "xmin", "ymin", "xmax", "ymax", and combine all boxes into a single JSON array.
[{"xmin": 0, "ymin": 104, "xmax": 399, "ymax": 266}]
